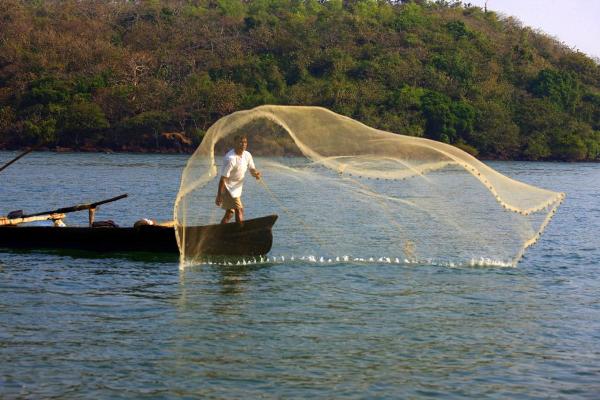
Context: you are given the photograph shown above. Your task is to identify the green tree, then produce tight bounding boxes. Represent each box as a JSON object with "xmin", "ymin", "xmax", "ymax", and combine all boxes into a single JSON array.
[
  {"xmin": 421, "ymin": 91, "xmax": 475, "ymax": 143},
  {"xmin": 530, "ymin": 69, "xmax": 581, "ymax": 112},
  {"xmin": 550, "ymin": 120, "xmax": 598, "ymax": 161},
  {"xmin": 59, "ymin": 100, "xmax": 110, "ymax": 146},
  {"xmin": 119, "ymin": 111, "xmax": 170, "ymax": 147},
  {"xmin": 21, "ymin": 117, "xmax": 57, "ymax": 145},
  {"xmin": 421, "ymin": 91, "xmax": 455, "ymax": 142},
  {"xmin": 516, "ymin": 97, "xmax": 566, "ymax": 160},
  {"xmin": 472, "ymin": 100, "xmax": 519, "ymax": 159},
  {"xmin": 21, "ymin": 78, "xmax": 71, "ymax": 108},
  {"xmin": 446, "ymin": 20, "xmax": 473, "ymax": 40},
  {"xmin": 0, "ymin": 106, "xmax": 16, "ymax": 141}
]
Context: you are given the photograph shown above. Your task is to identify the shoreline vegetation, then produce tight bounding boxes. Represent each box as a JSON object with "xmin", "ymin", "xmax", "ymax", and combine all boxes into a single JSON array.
[{"xmin": 1, "ymin": 0, "xmax": 599, "ymax": 160}]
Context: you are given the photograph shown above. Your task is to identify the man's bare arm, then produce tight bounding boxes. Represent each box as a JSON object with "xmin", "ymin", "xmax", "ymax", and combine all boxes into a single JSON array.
[{"xmin": 215, "ymin": 176, "xmax": 227, "ymax": 206}]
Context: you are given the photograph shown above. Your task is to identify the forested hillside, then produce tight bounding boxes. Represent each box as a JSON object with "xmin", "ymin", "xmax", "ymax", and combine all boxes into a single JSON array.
[{"xmin": 1, "ymin": 0, "xmax": 599, "ymax": 159}]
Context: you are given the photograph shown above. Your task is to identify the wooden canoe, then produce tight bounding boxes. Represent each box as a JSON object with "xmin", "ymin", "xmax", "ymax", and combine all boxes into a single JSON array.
[{"xmin": 0, "ymin": 215, "xmax": 277, "ymax": 256}]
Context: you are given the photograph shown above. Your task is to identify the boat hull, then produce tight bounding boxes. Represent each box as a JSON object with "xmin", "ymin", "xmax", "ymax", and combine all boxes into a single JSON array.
[{"xmin": 0, "ymin": 215, "xmax": 277, "ymax": 256}]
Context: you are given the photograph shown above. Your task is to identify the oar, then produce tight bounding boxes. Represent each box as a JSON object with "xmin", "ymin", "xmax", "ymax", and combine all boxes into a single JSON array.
[
  {"xmin": 22, "ymin": 194, "xmax": 128, "ymax": 218},
  {"xmin": 0, "ymin": 148, "xmax": 35, "ymax": 173}
]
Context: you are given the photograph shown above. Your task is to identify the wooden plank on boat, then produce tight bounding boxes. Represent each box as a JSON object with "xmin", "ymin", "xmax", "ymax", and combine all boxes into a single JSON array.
[
  {"xmin": 22, "ymin": 194, "xmax": 128, "ymax": 218},
  {"xmin": 0, "ymin": 213, "xmax": 66, "ymax": 226}
]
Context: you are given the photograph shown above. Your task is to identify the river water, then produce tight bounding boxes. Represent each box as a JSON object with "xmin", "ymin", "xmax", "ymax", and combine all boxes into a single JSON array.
[{"xmin": 1, "ymin": 152, "xmax": 599, "ymax": 398}]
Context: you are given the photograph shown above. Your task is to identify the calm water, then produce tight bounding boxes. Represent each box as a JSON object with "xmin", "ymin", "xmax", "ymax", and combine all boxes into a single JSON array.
[{"xmin": 1, "ymin": 152, "xmax": 599, "ymax": 399}]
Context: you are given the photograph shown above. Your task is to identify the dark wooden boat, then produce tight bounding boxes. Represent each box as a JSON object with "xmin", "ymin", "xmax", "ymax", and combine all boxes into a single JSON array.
[
  {"xmin": 0, "ymin": 215, "xmax": 277, "ymax": 256},
  {"xmin": 2, "ymin": 153, "xmax": 278, "ymax": 258}
]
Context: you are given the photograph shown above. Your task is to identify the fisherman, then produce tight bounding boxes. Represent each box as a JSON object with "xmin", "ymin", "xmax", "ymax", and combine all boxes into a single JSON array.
[{"xmin": 215, "ymin": 134, "xmax": 261, "ymax": 224}]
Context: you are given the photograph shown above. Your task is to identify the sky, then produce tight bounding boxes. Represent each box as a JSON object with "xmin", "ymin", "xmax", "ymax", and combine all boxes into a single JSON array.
[{"xmin": 466, "ymin": 0, "xmax": 600, "ymax": 60}]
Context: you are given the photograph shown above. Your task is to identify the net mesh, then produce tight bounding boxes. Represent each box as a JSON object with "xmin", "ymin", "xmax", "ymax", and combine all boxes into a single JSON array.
[{"xmin": 174, "ymin": 105, "xmax": 564, "ymax": 267}]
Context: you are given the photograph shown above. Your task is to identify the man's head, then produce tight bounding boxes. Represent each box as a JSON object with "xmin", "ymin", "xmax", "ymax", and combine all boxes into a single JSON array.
[{"xmin": 234, "ymin": 135, "xmax": 248, "ymax": 154}]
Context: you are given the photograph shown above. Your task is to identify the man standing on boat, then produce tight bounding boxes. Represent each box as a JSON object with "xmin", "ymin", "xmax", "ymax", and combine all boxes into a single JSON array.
[{"xmin": 215, "ymin": 134, "xmax": 261, "ymax": 224}]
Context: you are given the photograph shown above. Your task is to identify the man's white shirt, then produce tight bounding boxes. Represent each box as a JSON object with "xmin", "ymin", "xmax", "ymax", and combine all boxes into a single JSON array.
[{"xmin": 220, "ymin": 149, "xmax": 256, "ymax": 198}]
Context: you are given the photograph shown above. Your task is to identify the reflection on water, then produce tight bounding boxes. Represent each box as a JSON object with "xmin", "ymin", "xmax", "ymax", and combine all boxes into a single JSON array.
[{"xmin": 1, "ymin": 153, "xmax": 599, "ymax": 398}]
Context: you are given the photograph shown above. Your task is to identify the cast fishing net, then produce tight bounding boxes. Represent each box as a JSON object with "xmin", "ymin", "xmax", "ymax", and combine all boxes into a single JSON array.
[{"xmin": 174, "ymin": 105, "xmax": 564, "ymax": 267}]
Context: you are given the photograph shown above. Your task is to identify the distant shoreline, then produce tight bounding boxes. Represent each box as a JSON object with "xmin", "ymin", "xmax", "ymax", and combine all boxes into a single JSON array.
[
  {"xmin": 0, "ymin": 147, "xmax": 591, "ymax": 162},
  {"xmin": 0, "ymin": 145, "xmax": 194, "ymax": 155}
]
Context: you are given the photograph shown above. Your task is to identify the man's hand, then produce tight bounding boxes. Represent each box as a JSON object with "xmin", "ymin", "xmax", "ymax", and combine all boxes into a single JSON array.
[
  {"xmin": 216, "ymin": 176, "xmax": 226, "ymax": 206},
  {"xmin": 251, "ymin": 169, "xmax": 261, "ymax": 180}
]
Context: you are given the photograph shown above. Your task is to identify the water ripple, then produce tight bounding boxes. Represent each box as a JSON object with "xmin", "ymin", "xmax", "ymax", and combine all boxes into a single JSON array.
[{"xmin": 1, "ymin": 154, "xmax": 600, "ymax": 398}]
